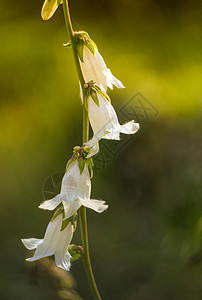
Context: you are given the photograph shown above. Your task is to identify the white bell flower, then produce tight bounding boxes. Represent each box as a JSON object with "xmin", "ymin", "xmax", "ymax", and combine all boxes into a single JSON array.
[
  {"xmin": 21, "ymin": 214, "xmax": 73, "ymax": 271},
  {"xmin": 80, "ymin": 46, "xmax": 124, "ymax": 92},
  {"xmin": 39, "ymin": 160, "xmax": 108, "ymax": 218},
  {"xmin": 86, "ymin": 94, "xmax": 139, "ymax": 154}
]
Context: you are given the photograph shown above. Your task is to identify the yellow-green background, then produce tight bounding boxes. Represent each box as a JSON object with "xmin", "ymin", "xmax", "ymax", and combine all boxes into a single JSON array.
[{"xmin": 1, "ymin": 0, "xmax": 202, "ymax": 299}]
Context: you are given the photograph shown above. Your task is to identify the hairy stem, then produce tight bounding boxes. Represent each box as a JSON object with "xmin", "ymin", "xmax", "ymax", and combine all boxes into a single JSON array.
[{"xmin": 63, "ymin": 1, "xmax": 101, "ymax": 299}]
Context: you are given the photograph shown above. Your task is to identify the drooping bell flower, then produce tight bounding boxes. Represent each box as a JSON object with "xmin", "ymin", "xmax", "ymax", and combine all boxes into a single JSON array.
[
  {"xmin": 73, "ymin": 31, "xmax": 124, "ymax": 92},
  {"xmin": 41, "ymin": 0, "xmax": 62, "ymax": 20},
  {"xmin": 39, "ymin": 148, "xmax": 108, "ymax": 218},
  {"xmin": 83, "ymin": 83, "xmax": 139, "ymax": 154},
  {"xmin": 21, "ymin": 212, "xmax": 73, "ymax": 271}
]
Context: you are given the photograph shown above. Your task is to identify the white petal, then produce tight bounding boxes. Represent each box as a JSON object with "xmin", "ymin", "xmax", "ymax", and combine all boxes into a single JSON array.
[
  {"xmin": 62, "ymin": 199, "xmax": 81, "ymax": 219},
  {"xmin": 88, "ymin": 95, "xmax": 117, "ymax": 135},
  {"xmin": 81, "ymin": 48, "xmax": 108, "ymax": 91},
  {"xmin": 104, "ymin": 68, "xmax": 125, "ymax": 90},
  {"xmin": 21, "ymin": 238, "xmax": 43, "ymax": 250},
  {"xmin": 39, "ymin": 194, "xmax": 63, "ymax": 211},
  {"xmin": 62, "ymin": 162, "xmax": 91, "ymax": 202},
  {"xmin": 79, "ymin": 197, "xmax": 108, "ymax": 213},
  {"xmin": 120, "ymin": 121, "xmax": 140, "ymax": 134},
  {"xmin": 62, "ymin": 174, "xmax": 79, "ymax": 203},
  {"xmin": 55, "ymin": 223, "xmax": 73, "ymax": 271},
  {"xmin": 27, "ymin": 215, "xmax": 62, "ymax": 261},
  {"xmin": 102, "ymin": 129, "xmax": 120, "ymax": 140},
  {"xmin": 87, "ymin": 94, "xmax": 140, "ymax": 145},
  {"xmin": 86, "ymin": 142, "xmax": 100, "ymax": 157},
  {"xmin": 80, "ymin": 47, "xmax": 124, "ymax": 92}
]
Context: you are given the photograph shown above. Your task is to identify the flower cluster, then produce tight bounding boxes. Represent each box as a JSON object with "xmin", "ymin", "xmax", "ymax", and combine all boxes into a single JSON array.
[{"xmin": 22, "ymin": 0, "xmax": 139, "ymax": 272}]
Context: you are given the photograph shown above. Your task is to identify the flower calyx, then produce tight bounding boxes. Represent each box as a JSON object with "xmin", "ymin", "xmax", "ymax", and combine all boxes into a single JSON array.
[
  {"xmin": 74, "ymin": 31, "xmax": 98, "ymax": 62},
  {"xmin": 83, "ymin": 80, "xmax": 111, "ymax": 111},
  {"xmin": 51, "ymin": 206, "xmax": 78, "ymax": 231},
  {"xmin": 66, "ymin": 146, "xmax": 94, "ymax": 178}
]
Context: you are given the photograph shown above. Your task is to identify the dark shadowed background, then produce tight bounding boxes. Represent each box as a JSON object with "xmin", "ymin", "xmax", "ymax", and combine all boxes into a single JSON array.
[{"xmin": 1, "ymin": 0, "xmax": 202, "ymax": 299}]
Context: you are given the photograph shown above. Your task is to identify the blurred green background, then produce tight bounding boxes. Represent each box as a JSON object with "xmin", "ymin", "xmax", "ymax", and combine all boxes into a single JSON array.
[{"xmin": 1, "ymin": 0, "xmax": 202, "ymax": 299}]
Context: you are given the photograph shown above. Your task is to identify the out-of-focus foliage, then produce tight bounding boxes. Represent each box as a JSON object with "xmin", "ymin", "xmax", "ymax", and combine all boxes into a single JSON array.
[{"xmin": 1, "ymin": 0, "xmax": 202, "ymax": 299}]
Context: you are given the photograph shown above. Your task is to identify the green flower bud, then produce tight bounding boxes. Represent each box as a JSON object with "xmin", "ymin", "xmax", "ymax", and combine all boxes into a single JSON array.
[{"xmin": 41, "ymin": 0, "xmax": 63, "ymax": 21}]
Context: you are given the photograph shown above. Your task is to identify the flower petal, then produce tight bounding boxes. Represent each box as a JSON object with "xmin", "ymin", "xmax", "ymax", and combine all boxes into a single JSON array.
[
  {"xmin": 81, "ymin": 47, "xmax": 108, "ymax": 91},
  {"xmin": 80, "ymin": 47, "xmax": 124, "ymax": 92},
  {"xmin": 120, "ymin": 120, "xmax": 140, "ymax": 135},
  {"xmin": 21, "ymin": 238, "xmax": 43, "ymax": 250},
  {"xmin": 104, "ymin": 68, "xmax": 125, "ymax": 89},
  {"xmin": 62, "ymin": 199, "xmax": 81, "ymax": 219},
  {"xmin": 79, "ymin": 197, "xmax": 108, "ymax": 213},
  {"xmin": 62, "ymin": 162, "xmax": 91, "ymax": 202},
  {"xmin": 39, "ymin": 194, "xmax": 63, "ymax": 211},
  {"xmin": 55, "ymin": 223, "xmax": 73, "ymax": 271},
  {"xmin": 86, "ymin": 142, "xmax": 100, "ymax": 157},
  {"xmin": 27, "ymin": 215, "xmax": 62, "ymax": 261}
]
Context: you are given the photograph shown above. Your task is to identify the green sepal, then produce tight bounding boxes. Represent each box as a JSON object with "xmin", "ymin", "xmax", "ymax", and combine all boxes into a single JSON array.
[
  {"xmin": 90, "ymin": 90, "xmax": 99, "ymax": 106},
  {"xmin": 68, "ymin": 244, "xmax": 83, "ymax": 262},
  {"xmin": 51, "ymin": 205, "xmax": 64, "ymax": 222},
  {"xmin": 86, "ymin": 157, "xmax": 94, "ymax": 179},
  {"xmin": 61, "ymin": 213, "xmax": 78, "ymax": 231},
  {"xmin": 77, "ymin": 40, "xmax": 84, "ymax": 62},
  {"xmin": 66, "ymin": 157, "xmax": 76, "ymax": 173},
  {"xmin": 61, "ymin": 218, "xmax": 70, "ymax": 231},
  {"xmin": 83, "ymin": 84, "xmax": 90, "ymax": 111},
  {"xmin": 85, "ymin": 39, "xmax": 97, "ymax": 56},
  {"xmin": 97, "ymin": 89, "xmax": 111, "ymax": 103},
  {"xmin": 75, "ymin": 31, "xmax": 98, "ymax": 60},
  {"xmin": 63, "ymin": 40, "xmax": 72, "ymax": 48},
  {"xmin": 57, "ymin": 0, "xmax": 63, "ymax": 5},
  {"xmin": 78, "ymin": 158, "xmax": 85, "ymax": 174}
]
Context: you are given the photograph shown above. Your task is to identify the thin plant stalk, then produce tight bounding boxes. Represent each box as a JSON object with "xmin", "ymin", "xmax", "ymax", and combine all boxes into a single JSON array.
[{"xmin": 62, "ymin": 1, "xmax": 102, "ymax": 299}]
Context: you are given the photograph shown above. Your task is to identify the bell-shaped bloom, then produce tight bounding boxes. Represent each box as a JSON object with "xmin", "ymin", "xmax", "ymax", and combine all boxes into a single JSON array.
[
  {"xmin": 80, "ymin": 46, "xmax": 124, "ymax": 92},
  {"xmin": 39, "ymin": 160, "xmax": 108, "ymax": 218},
  {"xmin": 41, "ymin": 0, "xmax": 62, "ymax": 20},
  {"xmin": 86, "ymin": 94, "xmax": 139, "ymax": 154},
  {"xmin": 21, "ymin": 214, "xmax": 73, "ymax": 271}
]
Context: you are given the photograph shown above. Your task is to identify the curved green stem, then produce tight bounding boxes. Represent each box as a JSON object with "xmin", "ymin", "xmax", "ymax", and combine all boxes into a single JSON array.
[
  {"xmin": 63, "ymin": 1, "xmax": 101, "ymax": 299},
  {"xmin": 63, "ymin": 0, "xmax": 84, "ymax": 86}
]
